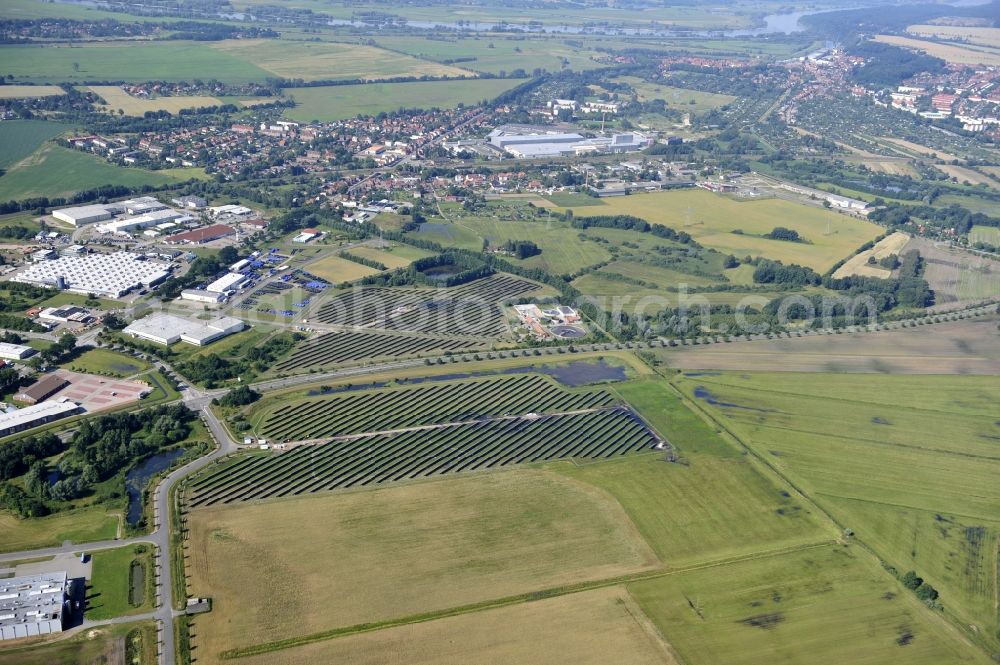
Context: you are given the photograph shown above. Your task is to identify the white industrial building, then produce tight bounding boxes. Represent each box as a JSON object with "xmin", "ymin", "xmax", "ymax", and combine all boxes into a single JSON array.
[
  {"xmin": 205, "ymin": 272, "xmax": 246, "ymax": 294},
  {"xmin": 487, "ymin": 126, "xmax": 651, "ymax": 158},
  {"xmin": 52, "ymin": 204, "xmax": 113, "ymax": 227},
  {"xmin": 208, "ymin": 204, "xmax": 253, "ymax": 219},
  {"xmin": 13, "ymin": 253, "xmax": 172, "ymax": 298},
  {"xmin": 0, "ymin": 401, "xmax": 81, "ymax": 438},
  {"xmin": 95, "ymin": 209, "xmax": 188, "ymax": 235},
  {"xmin": 0, "ymin": 572, "xmax": 70, "ymax": 641},
  {"xmin": 181, "ymin": 289, "xmax": 224, "ymax": 304},
  {"xmin": 0, "ymin": 342, "xmax": 34, "ymax": 361},
  {"xmin": 122, "ymin": 313, "xmax": 245, "ymax": 346},
  {"xmin": 51, "ymin": 196, "xmax": 166, "ymax": 227}
]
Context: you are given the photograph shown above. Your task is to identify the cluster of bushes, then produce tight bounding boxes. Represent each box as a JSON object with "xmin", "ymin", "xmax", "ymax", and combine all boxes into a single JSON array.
[
  {"xmin": 175, "ymin": 333, "xmax": 302, "ymax": 387},
  {"xmin": 501, "ymin": 239, "xmax": 541, "ymax": 259},
  {"xmin": 216, "ymin": 385, "xmax": 261, "ymax": 407},
  {"xmin": 901, "ymin": 570, "xmax": 940, "ymax": 606}
]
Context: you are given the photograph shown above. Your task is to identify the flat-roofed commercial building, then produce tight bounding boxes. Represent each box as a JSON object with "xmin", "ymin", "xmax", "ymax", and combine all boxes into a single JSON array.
[
  {"xmin": 0, "ymin": 342, "xmax": 34, "ymax": 361},
  {"xmin": 122, "ymin": 313, "xmax": 245, "ymax": 346},
  {"xmin": 13, "ymin": 253, "xmax": 171, "ymax": 298},
  {"xmin": 164, "ymin": 224, "xmax": 235, "ymax": 245},
  {"xmin": 52, "ymin": 204, "xmax": 113, "ymax": 227},
  {"xmin": 205, "ymin": 272, "xmax": 246, "ymax": 294},
  {"xmin": 15, "ymin": 374, "xmax": 69, "ymax": 404},
  {"xmin": 181, "ymin": 289, "xmax": 224, "ymax": 304},
  {"xmin": 0, "ymin": 572, "xmax": 69, "ymax": 641},
  {"xmin": 0, "ymin": 401, "xmax": 80, "ymax": 437}
]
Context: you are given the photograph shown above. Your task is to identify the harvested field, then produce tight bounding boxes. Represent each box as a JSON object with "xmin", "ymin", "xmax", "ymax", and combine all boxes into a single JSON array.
[
  {"xmin": 934, "ymin": 163, "xmax": 998, "ymax": 188},
  {"xmin": 257, "ymin": 374, "xmax": 615, "ymax": 441},
  {"xmin": 303, "ymin": 254, "xmax": 382, "ymax": 283},
  {"xmin": 874, "ymin": 34, "xmax": 1000, "ymax": 66},
  {"xmin": 902, "ymin": 236, "xmax": 1000, "ymax": 303},
  {"xmin": 232, "ymin": 586, "xmax": 679, "ymax": 665},
  {"xmin": 188, "ymin": 407, "xmax": 658, "ymax": 506},
  {"xmin": 88, "ymin": 86, "xmax": 223, "ymax": 116},
  {"xmin": 658, "ymin": 316, "xmax": 1000, "ymax": 375},
  {"xmin": 0, "ymin": 85, "xmax": 65, "ymax": 99},
  {"xmin": 878, "ymin": 136, "xmax": 963, "ymax": 163},
  {"xmin": 212, "ymin": 39, "xmax": 470, "ymax": 82},
  {"xmin": 273, "ymin": 330, "xmax": 482, "ymax": 371},
  {"xmin": 969, "ymin": 224, "xmax": 1000, "ymax": 246},
  {"xmin": 907, "ymin": 24, "xmax": 1000, "ymax": 48},
  {"xmin": 832, "ymin": 231, "xmax": 910, "ymax": 279},
  {"xmin": 185, "ymin": 470, "xmax": 659, "ymax": 662}
]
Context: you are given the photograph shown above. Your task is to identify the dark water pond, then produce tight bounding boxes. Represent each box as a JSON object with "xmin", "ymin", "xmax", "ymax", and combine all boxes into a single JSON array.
[{"xmin": 126, "ymin": 448, "xmax": 185, "ymax": 526}]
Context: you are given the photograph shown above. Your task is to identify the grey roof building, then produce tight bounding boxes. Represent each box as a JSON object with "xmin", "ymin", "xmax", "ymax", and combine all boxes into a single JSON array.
[{"xmin": 0, "ymin": 572, "xmax": 69, "ymax": 641}]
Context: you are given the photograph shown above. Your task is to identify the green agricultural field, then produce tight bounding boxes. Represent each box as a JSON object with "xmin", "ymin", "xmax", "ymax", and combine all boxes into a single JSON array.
[
  {"xmin": 0, "ymin": 119, "xmax": 68, "ymax": 170},
  {"xmin": 283, "ymin": 78, "xmax": 522, "ymax": 122},
  {"xmin": 627, "ymin": 544, "xmax": 991, "ymax": 665},
  {"xmin": 213, "ymin": 39, "xmax": 470, "ymax": 82},
  {"xmin": 372, "ymin": 35, "xmax": 603, "ymax": 75},
  {"xmin": 615, "ymin": 76, "xmax": 737, "ymax": 110},
  {"xmin": 63, "ymin": 349, "xmax": 150, "ymax": 378},
  {"xmin": 564, "ymin": 189, "xmax": 882, "ymax": 271},
  {"xmin": 343, "ymin": 243, "xmax": 433, "ymax": 269},
  {"xmin": 676, "ymin": 371, "xmax": 1000, "ymax": 655},
  {"xmin": 969, "ymin": 224, "xmax": 1000, "ymax": 246},
  {"xmin": 0, "ymin": 41, "xmax": 271, "ymax": 84},
  {"xmin": 85, "ymin": 545, "xmax": 155, "ymax": 621},
  {"xmin": 185, "ymin": 470, "xmax": 659, "ymax": 660},
  {"xmin": 408, "ymin": 220, "xmax": 484, "ymax": 251},
  {"xmin": 0, "ymin": 504, "xmax": 118, "ymax": 553},
  {"xmin": 0, "ymin": 144, "xmax": 194, "ymax": 202}
]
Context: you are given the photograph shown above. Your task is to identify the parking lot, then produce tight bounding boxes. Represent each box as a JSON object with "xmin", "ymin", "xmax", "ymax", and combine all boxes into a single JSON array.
[{"xmin": 51, "ymin": 369, "xmax": 150, "ymax": 413}]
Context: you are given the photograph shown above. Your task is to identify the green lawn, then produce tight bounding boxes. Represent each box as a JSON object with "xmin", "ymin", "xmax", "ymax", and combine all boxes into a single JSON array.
[
  {"xmin": 63, "ymin": 348, "xmax": 150, "ymax": 377},
  {"xmin": 0, "ymin": 144, "xmax": 193, "ymax": 201},
  {"xmin": 85, "ymin": 545, "xmax": 155, "ymax": 621},
  {"xmin": 0, "ymin": 119, "xmax": 68, "ymax": 170},
  {"xmin": 0, "ymin": 504, "xmax": 118, "ymax": 553},
  {"xmin": 542, "ymin": 192, "xmax": 607, "ymax": 207},
  {"xmin": 38, "ymin": 291, "xmax": 125, "ymax": 311},
  {"xmin": 343, "ymin": 244, "xmax": 434, "ymax": 269},
  {"xmin": 283, "ymin": 79, "xmax": 523, "ymax": 122},
  {"xmin": 628, "ymin": 545, "xmax": 991, "ymax": 665},
  {"xmin": 676, "ymin": 371, "xmax": 1000, "ymax": 655}
]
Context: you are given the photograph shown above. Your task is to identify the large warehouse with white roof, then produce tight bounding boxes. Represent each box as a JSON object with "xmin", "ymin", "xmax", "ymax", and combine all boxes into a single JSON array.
[
  {"xmin": 122, "ymin": 313, "xmax": 245, "ymax": 346},
  {"xmin": 13, "ymin": 252, "xmax": 172, "ymax": 298}
]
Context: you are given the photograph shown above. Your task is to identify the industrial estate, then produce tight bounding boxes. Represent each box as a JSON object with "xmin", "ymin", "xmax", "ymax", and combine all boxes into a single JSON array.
[{"xmin": 0, "ymin": 1, "xmax": 997, "ymax": 665}]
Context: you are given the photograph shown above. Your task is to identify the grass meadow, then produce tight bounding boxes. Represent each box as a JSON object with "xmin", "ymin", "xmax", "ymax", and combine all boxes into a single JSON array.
[
  {"xmin": 0, "ymin": 85, "xmax": 65, "ymax": 99},
  {"xmin": 0, "ymin": 622, "xmax": 152, "ymax": 665},
  {"xmin": 0, "ymin": 505, "xmax": 118, "ymax": 553},
  {"xmin": 676, "ymin": 371, "xmax": 1000, "ymax": 654},
  {"xmin": 343, "ymin": 244, "xmax": 433, "ymax": 269},
  {"xmin": 85, "ymin": 545, "xmax": 154, "ymax": 621},
  {"xmin": 563, "ymin": 189, "xmax": 881, "ymax": 271},
  {"xmin": 970, "ymin": 224, "xmax": 1000, "ymax": 246},
  {"xmin": 615, "ymin": 76, "xmax": 736, "ymax": 110},
  {"xmin": 63, "ymin": 349, "xmax": 150, "ymax": 378},
  {"xmin": 283, "ymin": 78, "xmax": 521, "ymax": 122},
  {"xmin": 304, "ymin": 254, "xmax": 382, "ymax": 283},
  {"xmin": 628, "ymin": 544, "xmax": 991, "ymax": 665}
]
